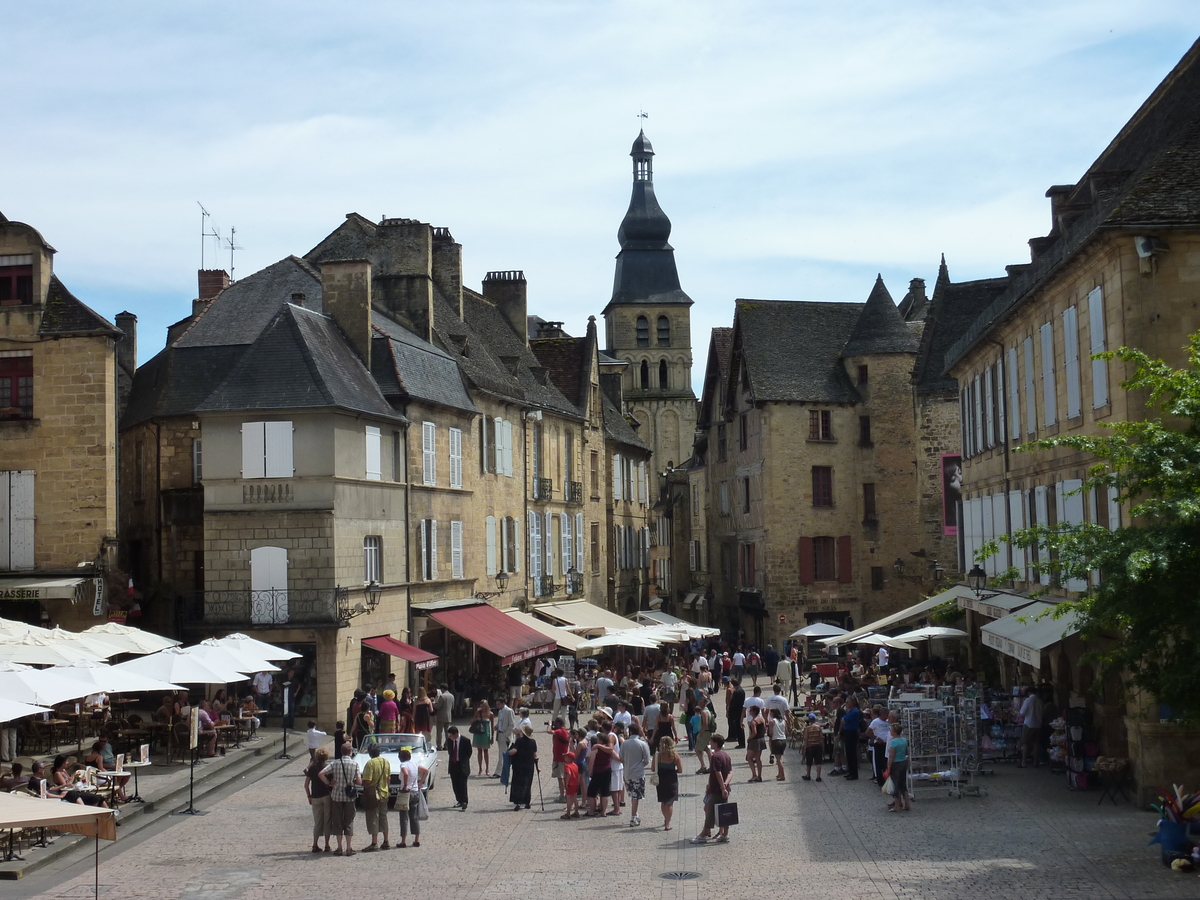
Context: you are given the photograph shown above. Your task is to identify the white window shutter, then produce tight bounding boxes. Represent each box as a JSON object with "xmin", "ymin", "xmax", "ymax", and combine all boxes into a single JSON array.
[
  {"xmin": 642, "ymin": 527, "xmax": 650, "ymax": 568},
  {"xmin": 1107, "ymin": 486, "xmax": 1120, "ymax": 530},
  {"xmin": 544, "ymin": 510, "xmax": 554, "ymax": 577},
  {"xmin": 242, "ymin": 422, "xmax": 266, "ymax": 479},
  {"xmin": 614, "ymin": 525, "xmax": 621, "ymax": 570},
  {"xmin": 480, "ymin": 416, "xmax": 491, "ymax": 474},
  {"xmin": 1034, "ymin": 486, "xmax": 1050, "ymax": 584},
  {"xmin": 514, "ymin": 515, "xmax": 521, "ymax": 573},
  {"xmin": 451, "ymin": 521, "xmax": 463, "ymax": 579},
  {"xmin": 365, "ymin": 426, "xmax": 382, "ymax": 481},
  {"xmin": 491, "ymin": 417, "xmax": 501, "ymax": 474},
  {"xmin": 1022, "ymin": 337, "xmax": 1036, "ymax": 435},
  {"xmin": 1008, "ymin": 347, "xmax": 1021, "ymax": 441},
  {"xmin": 429, "ymin": 520, "xmax": 438, "ymax": 579},
  {"xmin": 1060, "ymin": 479, "xmax": 1087, "ymax": 591},
  {"xmin": 422, "ymin": 422, "xmax": 437, "ymax": 486},
  {"xmin": 528, "ymin": 511, "xmax": 541, "ymax": 581},
  {"xmin": 0, "ymin": 472, "xmax": 9, "ymax": 569},
  {"xmin": 575, "ymin": 513, "xmax": 584, "ymax": 573},
  {"xmin": 983, "ymin": 368, "xmax": 995, "ymax": 448},
  {"xmin": 613, "ymin": 453, "xmax": 622, "ymax": 500},
  {"xmin": 561, "ymin": 514, "xmax": 571, "ymax": 574},
  {"xmin": 1089, "ymin": 287, "xmax": 1108, "ymax": 408},
  {"xmin": 9, "ymin": 471, "xmax": 34, "ymax": 570},
  {"xmin": 420, "ymin": 520, "xmax": 428, "ymax": 581},
  {"xmin": 264, "ymin": 421, "xmax": 293, "ymax": 477},
  {"xmin": 639, "ymin": 461, "xmax": 647, "ymax": 502},
  {"xmin": 1063, "ymin": 307, "xmax": 1081, "ymax": 419},
  {"xmin": 449, "ymin": 427, "xmax": 463, "ymax": 489},
  {"xmin": 499, "ymin": 516, "xmax": 508, "ymax": 574},
  {"xmin": 502, "ymin": 420, "xmax": 513, "ymax": 476},
  {"xmin": 1040, "ymin": 323, "xmax": 1057, "ymax": 426},
  {"xmin": 1008, "ymin": 490, "xmax": 1025, "ymax": 579},
  {"xmin": 486, "ymin": 515, "xmax": 497, "ymax": 576},
  {"xmin": 689, "ymin": 539, "xmax": 697, "ymax": 571}
]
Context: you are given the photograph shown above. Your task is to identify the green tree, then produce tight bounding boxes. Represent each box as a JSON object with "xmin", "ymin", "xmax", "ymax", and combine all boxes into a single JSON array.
[{"xmin": 998, "ymin": 335, "xmax": 1200, "ymax": 721}]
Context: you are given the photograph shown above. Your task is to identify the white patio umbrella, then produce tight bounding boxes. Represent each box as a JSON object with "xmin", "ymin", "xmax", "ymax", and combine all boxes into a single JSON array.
[
  {"xmin": 49, "ymin": 659, "xmax": 183, "ymax": 695},
  {"xmin": 187, "ymin": 639, "xmax": 279, "ymax": 675},
  {"xmin": 846, "ymin": 632, "xmax": 918, "ymax": 652},
  {"xmin": 212, "ymin": 633, "xmax": 300, "ymax": 662},
  {"xmin": 114, "ymin": 647, "xmax": 248, "ymax": 685},
  {"xmin": 0, "ymin": 661, "xmax": 98, "ymax": 706},
  {"xmin": 891, "ymin": 626, "xmax": 969, "ymax": 642},
  {"xmin": 0, "ymin": 618, "xmax": 52, "ymax": 639},
  {"xmin": 42, "ymin": 627, "xmax": 121, "ymax": 660},
  {"xmin": 790, "ymin": 622, "xmax": 849, "ymax": 638},
  {"xmin": 0, "ymin": 634, "xmax": 107, "ymax": 666},
  {"xmin": 577, "ymin": 632, "xmax": 663, "ymax": 651},
  {"xmin": 82, "ymin": 622, "xmax": 180, "ymax": 655},
  {"xmin": 0, "ymin": 697, "xmax": 50, "ymax": 722}
]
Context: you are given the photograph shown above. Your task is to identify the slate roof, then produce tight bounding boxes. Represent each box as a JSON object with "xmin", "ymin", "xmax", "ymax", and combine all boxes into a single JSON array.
[
  {"xmin": 945, "ymin": 36, "xmax": 1200, "ymax": 371},
  {"xmin": 731, "ymin": 300, "xmax": 863, "ymax": 404},
  {"xmin": 602, "ymin": 392, "xmax": 649, "ymax": 452},
  {"xmin": 842, "ymin": 276, "xmax": 918, "ymax": 356},
  {"xmin": 175, "ymin": 256, "xmax": 321, "ymax": 348},
  {"xmin": 37, "ymin": 276, "xmax": 120, "ymax": 336},
  {"xmin": 120, "ymin": 344, "xmax": 248, "ymax": 429},
  {"xmin": 196, "ymin": 304, "xmax": 402, "ymax": 421},
  {"xmin": 370, "ymin": 314, "xmax": 476, "ymax": 413},
  {"xmin": 913, "ymin": 258, "xmax": 1009, "ymax": 394},
  {"xmin": 530, "ymin": 337, "xmax": 589, "ymax": 409},
  {"xmin": 697, "ymin": 326, "xmax": 733, "ymax": 428}
]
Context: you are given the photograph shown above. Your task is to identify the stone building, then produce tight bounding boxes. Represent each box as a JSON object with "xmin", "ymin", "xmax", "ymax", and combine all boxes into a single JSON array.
[
  {"xmin": 943, "ymin": 36, "xmax": 1200, "ymax": 787},
  {"xmin": 0, "ymin": 212, "xmax": 133, "ymax": 631}
]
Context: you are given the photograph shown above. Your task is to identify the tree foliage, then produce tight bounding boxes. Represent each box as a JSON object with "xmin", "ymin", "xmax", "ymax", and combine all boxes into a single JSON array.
[{"xmin": 996, "ymin": 335, "xmax": 1200, "ymax": 721}]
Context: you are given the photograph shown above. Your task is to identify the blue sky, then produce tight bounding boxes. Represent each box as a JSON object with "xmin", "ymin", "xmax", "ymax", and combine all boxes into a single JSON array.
[{"xmin": 4, "ymin": 3, "xmax": 1200, "ymax": 388}]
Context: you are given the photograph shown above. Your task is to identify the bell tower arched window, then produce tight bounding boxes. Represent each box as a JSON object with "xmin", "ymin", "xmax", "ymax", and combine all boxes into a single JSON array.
[
  {"xmin": 657, "ymin": 316, "xmax": 670, "ymax": 347},
  {"xmin": 640, "ymin": 360, "xmax": 650, "ymax": 390},
  {"xmin": 636, "ymin": 316, "xmax": 649, "ymax": 348},
  {"xmin": 659, "ymin": 359, "xmax": 669, "ymax": 390}
]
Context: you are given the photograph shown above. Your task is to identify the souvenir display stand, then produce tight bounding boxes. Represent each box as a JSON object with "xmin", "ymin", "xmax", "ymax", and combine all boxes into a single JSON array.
[
  {"xmin": 1048, "ymin": 716, "xmax": 1068, "ymax": 775},
  {"xmin": 893, "ymin": 689, "xmax": 988, "ymax": 799},
  {"xmin": 1065, "ymin": 702, "xmax": 1098, "ymax": 790}
]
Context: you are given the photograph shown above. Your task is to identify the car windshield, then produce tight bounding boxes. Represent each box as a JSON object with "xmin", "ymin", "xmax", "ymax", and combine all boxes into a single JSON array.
[{"xmin": 359, "ymin": 733, "xmax": 424, "ymax": 754}]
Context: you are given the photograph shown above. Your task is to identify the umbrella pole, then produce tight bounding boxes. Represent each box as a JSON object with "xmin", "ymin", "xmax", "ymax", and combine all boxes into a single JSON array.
[{"xmin": 94, "ymin": 831, "xmax": 99, "ymax": 900}]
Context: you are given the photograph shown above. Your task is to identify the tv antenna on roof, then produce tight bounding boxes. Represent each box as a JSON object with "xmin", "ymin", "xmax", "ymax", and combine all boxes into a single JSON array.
[
  {"xmin": 225, "ymin": 226, "xmax": 243, "ymax": 282},
  {"xmin": 197, "ymin": 202, "xmax": 222, "ymax": 270}
]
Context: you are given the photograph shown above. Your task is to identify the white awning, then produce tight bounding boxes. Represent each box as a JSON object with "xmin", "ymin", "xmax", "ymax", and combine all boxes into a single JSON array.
[
  {"xmin": 0, "ymin": 576, "xmax": 86, "ymax": 602},
  {"xmin": 824, "ymin": 584, "xmax": 976, "ymax": 646},
  {"xmin": 531, "ymin": 600, "xmax": 638, "ymax": 635},
  {"xmin": 503, "ymin": 609, "xmax": 588, "ymax": 653},
  {"xmin": 633, "ymin": 610, "xmax": 719, "ymax": 637},
  {"xmin": 958, "ymin": 589, "xmax": 1039, "ymax": 620},
  {"xmin": 980, "ymin": 602, "xmax": 1081, "ymax": 670}
]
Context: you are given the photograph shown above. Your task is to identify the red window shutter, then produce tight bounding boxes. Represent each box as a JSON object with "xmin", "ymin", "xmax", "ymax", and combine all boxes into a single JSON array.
[
  {"xmin": 837, "ymin": 536, "xmax": 853, "ymax": 583},
  {"xmin": 798, "ymin": 537, "xmax": 814, "ymax": 584}
]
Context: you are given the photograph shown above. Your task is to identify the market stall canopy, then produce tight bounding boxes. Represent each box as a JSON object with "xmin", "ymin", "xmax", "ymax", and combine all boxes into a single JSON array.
[
  {"xmin": 114, "ymin": 646, "xmax": 249, "ymax": 685},
  {"xmin": 980, "ymin": 602, "xmax": 1081, "ymax": 670},
  {"xmin": 0, "ymin": 697, "xmax": 50, "ymax": 722},
  {"xmin": 211, "ymin": 633, "xmax": 301, "ymax": 661},
  {"xmin": 823, "ymin": 584, "xmax": 976, "ymax": 647},
  {"xmin": 428, "ymin": 604, "xmax": 558, "ymax": 666},
  {"xmin": 791, "ymin": 622, "xmax": 849, "ymax": 638},
  {"xmin": 188, "ymin": 638, "xmax": 280, "ymax": 674},
  {"xmin": 362, "ymin": 635, "xmax": 440, "ymax": 671},
  {"xmin": 576, "ymin": 631, "xmax": 663, "ymax": 651},
  {"xmin": 0, "ymin": 661, "xmax": 98, "ymax": 706},
  {"xmin": 0, "ymin": 790, "xmax": 117, "ymax": 841},
  {"xmin": 49, "ymin": 659, "xmax": 183, "ymax": 695},
  {"xmin": 0, "ymin": 633, "xmax": 107, "ymax": 666},
  {"xmin": 632, "ymin": 610, "xmax": 720, "ymax": 637},
  {"xmin": 501, "ymin": 611, "xmax": 587, "ymax": 654},
  {"xmin": 82, "ymin": 622, "xmax": 180, "ymax": 655},
  {"xmin": 844, "ymin": 632, "xmax": 918, "ymax": 651},
  {"xmin": 530, "ymin": 600, "xmax": 639, "ymax": 635},
  {"xmin": 891, "ymin": 626, "xmax": 969, "ymax": 642},
  {"xmin": 956, "ymin": 589, "xmax": 1039, "ymax": 621}
]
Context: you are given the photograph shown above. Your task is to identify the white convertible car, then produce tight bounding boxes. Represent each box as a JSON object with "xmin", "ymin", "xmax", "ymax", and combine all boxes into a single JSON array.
[{"xmin": 352, "ymin": 733, "xmax": 437, "ymax": 801}]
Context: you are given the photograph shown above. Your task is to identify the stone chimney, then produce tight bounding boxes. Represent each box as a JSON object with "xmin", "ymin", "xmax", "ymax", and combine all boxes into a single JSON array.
[
  {"xmin": 198, "ymin": 269, "xmax": 230, "ymax": 301},
  {"xmin": 431, "ymin": 228, "xmax": 463, "ymax": 320},
  {"xmin": 373, "ymin": 218, "xmax": 434, "ymax": 341},
  {"xmin": 320, "ymin": 259, "xmax": 373, "ymax": 368},
  {"xmin": 114, "ymin": 311, "xmax": 137, "ymax": 377},
  {"xmin": 482, "ymin": 270, "xmax": 528, "ymax": 346},
  {"xmin": 535, "ymin": 320, "xmax": 567, "ymax": 338}
]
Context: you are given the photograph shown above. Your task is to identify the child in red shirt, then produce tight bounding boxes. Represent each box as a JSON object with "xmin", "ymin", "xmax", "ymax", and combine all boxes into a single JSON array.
[{"xmin": 561, "ymin": 761, "xmax": 580, "ymax": 819}]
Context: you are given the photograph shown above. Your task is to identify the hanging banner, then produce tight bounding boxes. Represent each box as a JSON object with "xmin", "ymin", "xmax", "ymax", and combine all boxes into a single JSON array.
[
  {"xmin": 92, "ymin": 578, "xmax": 105, "ymax": 616},
  {"xmin": 189, "ymin": 707, "xmax": 199, "ymax": 750},
  {"xmin": 942, "ymin": 453, "xmax": 962, "ymax": 536}
]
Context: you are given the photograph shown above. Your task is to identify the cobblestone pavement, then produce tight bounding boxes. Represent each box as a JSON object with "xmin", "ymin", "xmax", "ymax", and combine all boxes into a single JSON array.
[{"xmin": 15, "ymin": 702, "xmax": 1196, "ymax": 900}]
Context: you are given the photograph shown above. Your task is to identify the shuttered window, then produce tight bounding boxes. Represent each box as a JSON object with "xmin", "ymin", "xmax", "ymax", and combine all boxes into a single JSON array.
[
  {"xmin": 1008, "ymin": 347, "xmax": 1021, "ymax": 440},
  {"xmin": 561, "ymin": 514, "xmax": 572, "ymax": 575},
  {"xmin": 1040, "ymin": 323, "xmax": 1057, "ymax": 426},
  {"xmin": 1063, "ymin": 306, "xmax": 1081, "ymax": 419},
  {"xmin": 365, "ymin": 426, "xmax": 382, "ymax": 481},
  {"xmin": 575, "ymin": 513, "xmax": 584, "ymax": 573},
  {"xmin": 1089, "ymin": 286, "xmax": 1108, "ymax": 408},
  {"xmin": 242, "ymin": 422, "xmax": 293, "ymax": 479},
  {"xmin": 481, "ymin": 417, "xmax": 494, "ymax": 474},
  {"xmin": 612, "ymin": 453, "xmax": 622, "ymax": 500},
  {"xmin": 528, "ymin": 511, "xmax": 542, "ymax": 591},
  {"xmin": 449, "ymin": 427, "xmax": 463, "ymax": 489},
  {"xmin": 422, "ymin": 422, "xmax": 437, "ymax": 486},
  {"xmin": 544, "ymin": 511, "xmax": 555, "ymax": 577},
  {"xmin": 0, "ymin": 470, "xmax": 35, "ymax": 570},
  {"xmin": 486, "ymin": 515, "xmax": 497, "ymax": 576},
  {"xmin": 1023, "ymin": 336, "xmax": 1037, "ymax": 435},
  {"xmin": 420, "ymin": 519, "xmax": 438, "ymax": 581},
  {"xmin": 450, "ymin": 520, "xmax": 464, "ymax": 579}
]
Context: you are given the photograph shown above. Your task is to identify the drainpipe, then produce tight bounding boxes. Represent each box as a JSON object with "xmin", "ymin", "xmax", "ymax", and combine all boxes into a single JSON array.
[{"xmin": 987, "ymin": 339, "xmax": 1013, "ymax": 573}]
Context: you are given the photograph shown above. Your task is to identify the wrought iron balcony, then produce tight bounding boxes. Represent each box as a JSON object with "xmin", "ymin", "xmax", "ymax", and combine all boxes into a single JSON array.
[
  {"xmin": 534, "ymin": 477, "xmax": 554, "ymax": 501},
  {"xmin": 537, "ymin": 574, "xmax": 556, "ymax": 598},
  {"xmin": 180, "ymin": 588, "xmax": 345, "ymax": 629},
  {"xmin": 566, "ymin": 571, "xmax": 584, "ymax": 596},
  {"xmin": 567, "ymin": 481, "xmax": 583, "ymax": 504}
]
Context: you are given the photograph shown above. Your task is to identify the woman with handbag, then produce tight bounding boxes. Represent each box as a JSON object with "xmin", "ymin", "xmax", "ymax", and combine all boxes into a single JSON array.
[
  {"xmin": 470, "ymin": 702, "xmax": 494, "ymax": 776},
  {"xmin": 396, "ymin": 747, "xmax": 429, "ymax": 847},
  {"xmin": 653, "ymin": 735, "xmax": 684, "ymax": 831},
  {"xmin": 884, "ymin": 722, "xmax": 911, "ymax": 812}
]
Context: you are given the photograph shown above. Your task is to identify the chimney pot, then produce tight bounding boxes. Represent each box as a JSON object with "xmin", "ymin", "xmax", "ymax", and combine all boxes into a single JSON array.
[{"xmin": 197, "ymin": 269, "xmax": 230, "ymax": 302}]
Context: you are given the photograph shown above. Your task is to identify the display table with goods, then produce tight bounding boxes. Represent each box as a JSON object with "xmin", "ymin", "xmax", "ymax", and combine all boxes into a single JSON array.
[
  {"xmin": 893, "ymin": 688, "xmax": 988, "ymax": 800},
  {"xmin": 1148, "ymin": 785, "xmax": 1200, "ymax": 869},
  {"xmin": 1065, "ymin": 703, "xmax": 1098, "ymax": 791},
  {"xmin": 1048, "ymin": 717, "xmax": 1068, "ymax": 775},
  {"xmin": 980, "ymin": 692, "xmax": 1022, "ymax": 764}
]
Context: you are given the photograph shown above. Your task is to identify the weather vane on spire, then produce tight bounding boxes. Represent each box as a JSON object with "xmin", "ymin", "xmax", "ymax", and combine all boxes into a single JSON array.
[{"xmin": 638, "ymin": 110, "xmax": 648, "ymax": 123}]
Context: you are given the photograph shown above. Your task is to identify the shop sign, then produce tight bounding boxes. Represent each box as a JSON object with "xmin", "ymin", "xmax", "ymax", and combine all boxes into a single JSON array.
[{"xmin": 0, "ymin": 587, "xmax": 41, "ymax": 601}]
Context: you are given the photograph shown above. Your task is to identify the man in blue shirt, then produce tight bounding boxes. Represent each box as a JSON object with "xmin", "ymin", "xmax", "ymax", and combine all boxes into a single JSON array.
[{"xmin": 840, "ymin": 697, "xmax": 862, "ymax": 780}]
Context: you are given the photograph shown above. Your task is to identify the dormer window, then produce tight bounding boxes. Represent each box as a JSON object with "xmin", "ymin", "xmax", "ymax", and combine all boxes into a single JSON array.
[
  {"xmin": 636, "ymin": 316, "xmax": 649, "ymax": 347},
  {"xmin": 0, "ymin": 256, "xmax": 34, "ymax": 306}
]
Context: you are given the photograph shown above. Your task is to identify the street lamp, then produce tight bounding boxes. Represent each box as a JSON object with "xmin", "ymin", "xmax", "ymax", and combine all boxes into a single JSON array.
[
  {"xmin": 475, "ymin": 571, "xmax": 510, "ymax": 601},
  {"xmin": 967, "ymin": 564, "xmax": 988, "ymax": 597},
  {"xmin": 365, "ymin": 581, "xmax": 382, "ymax": 612},
  {"xmin": 892, "ymin": 558, "xmax": 906, "ymax": 576}
]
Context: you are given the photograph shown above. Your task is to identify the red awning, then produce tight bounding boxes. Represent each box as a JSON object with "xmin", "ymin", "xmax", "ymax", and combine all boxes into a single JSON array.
[
  {"xmin": 428, "ymin": 604, "xmax": 558, "ymax": 666},
  {"xmin": 362, "ymin": 636, "xmax": 440, "ymax": 671}
]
